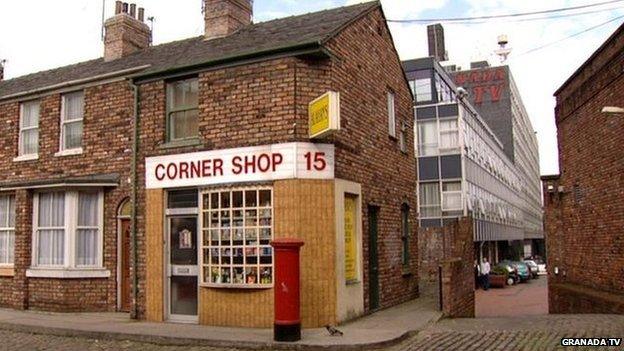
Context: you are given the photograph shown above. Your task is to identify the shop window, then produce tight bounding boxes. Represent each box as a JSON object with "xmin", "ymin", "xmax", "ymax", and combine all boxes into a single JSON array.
[
  {"xmin": 200, "ymin": 187, "xmax": 273, "ymax": 287},
  {"xmin": 387, "ymin": 91, "xmax": 396, "ymax": 138},
  {"xmin": 417, "ymin": 120, "xmax": 438, "ymax": 156},
  {"xmin": 439, "ymin": 118, "xmax": 459, "ymax": 152},
  {"xmin": 168, "ymin": 189, "xmax": 198, "ymax": 209},
  {"xmin": 0, "ymin": 195, "xmax": 15, "ymax": 266},
  {"xmin": 33, "ymin": 190, "xmax": 103, "ymax": 268},
  {"xmin": 419, "ymin": 183, "xmax": 441, "ymax": 218},
  {"xmin": 18, "ymin": 100, "xmax": 40, "ymax": 157},
  {"xmin": 442, "ymin": 182, "xmax": 462, "ymax": 211},
  {"xmin": 401, "ymin": 204, "xmax": 410, "ymax": 267},
  {"xmin": 60, "ymin": 91, "xmax": 84, "ymax": 151},
  {"xmin": 167, "ymin": 78, "xmax": 199, "ymax": 142}
]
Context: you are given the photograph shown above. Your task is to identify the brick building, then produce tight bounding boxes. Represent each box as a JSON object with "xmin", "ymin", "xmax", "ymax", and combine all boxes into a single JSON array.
[
  {"xmin": 0, "ymin": 0, "xmax": 418, "ymax": 327},
  {"xmin": 542, "ymin": 22, "xmax": 624, "ymax": 314}
]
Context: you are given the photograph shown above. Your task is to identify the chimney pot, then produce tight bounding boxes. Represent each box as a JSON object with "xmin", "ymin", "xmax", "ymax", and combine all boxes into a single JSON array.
[
  {"xmin": 0, "ymin": 60, "xmax": 5, "ymax": 82},
  {"xmin": 129, "ymin": 4, "xmax": 136, "ymax": 18},
  {"xmin": 122, "ymin": 2, "xmax": 128, "ymax": 13},
  {"xmin": 115, "ymin": 1, "xmax": 123, "ymax": 14},
  {"xmin": 138, "ymin": 8, "xmax": 145, "ymax": 22},
  {"xmin": 104, "ymin": 2, "xmax": 151, "ymax": 61}
]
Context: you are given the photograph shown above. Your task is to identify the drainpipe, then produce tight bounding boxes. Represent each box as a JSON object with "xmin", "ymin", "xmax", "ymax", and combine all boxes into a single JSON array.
[{"xmin": 130, "ymin": 80, "xmax": 140, "ymax": 319}]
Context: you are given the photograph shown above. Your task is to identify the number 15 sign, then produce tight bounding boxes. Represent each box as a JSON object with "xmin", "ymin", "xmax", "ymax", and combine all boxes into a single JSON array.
[{"xmin": 145, "ymin": 142, "xmax": 335, "ymax": 189}]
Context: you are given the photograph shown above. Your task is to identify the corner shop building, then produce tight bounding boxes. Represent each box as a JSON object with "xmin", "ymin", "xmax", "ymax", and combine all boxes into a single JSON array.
[{"xmin": 0, "ymin": 1, "xmax": 418, "ymax": 329}]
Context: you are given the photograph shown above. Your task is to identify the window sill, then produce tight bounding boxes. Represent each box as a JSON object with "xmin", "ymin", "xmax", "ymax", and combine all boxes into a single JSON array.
[
  {"xmin": 54, "ymin": 148, "xmax": 83, "ymax": 157},
  {"xmin": 159, "ymin": 138, "xmax": 201, "ymax": 150},
  {"xmin": 0, "ymin": 266, "xmax": 15, "ymax": 277},
  {"xmin": 200, "ymin": 283, "xmax": 273, "ymax": 290},
  {"xmin": 402, "ymin": 266, "xmax": 413, "ymax": 277},
  {"xmin": 13, "ymin": 154, "xmax": 39, "ymax": 162},
  {"xmin": 26, "ymin": 268, "xmax": 110, "ymax": 279}
]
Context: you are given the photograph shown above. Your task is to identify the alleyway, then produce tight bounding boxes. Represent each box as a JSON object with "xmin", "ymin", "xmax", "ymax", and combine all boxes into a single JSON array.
[{"xmin": 476, "ymin": 275, "xmax": 548, "ymax": 317}]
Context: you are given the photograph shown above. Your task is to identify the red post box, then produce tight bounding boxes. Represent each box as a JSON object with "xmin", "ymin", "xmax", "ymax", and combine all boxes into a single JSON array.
[{"xmin": 271, "ymin": 238, "xmax": 304, "ymax": 342}]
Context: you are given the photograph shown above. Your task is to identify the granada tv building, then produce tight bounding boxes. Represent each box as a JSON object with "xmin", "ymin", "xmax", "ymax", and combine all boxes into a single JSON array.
[
  {"xmin": 0, "ymin": 1, "xmax": 419, "ymax": 328},
  {"xmin": 403, "ymin": 26, "xmax": 543, "ymax": 262}
]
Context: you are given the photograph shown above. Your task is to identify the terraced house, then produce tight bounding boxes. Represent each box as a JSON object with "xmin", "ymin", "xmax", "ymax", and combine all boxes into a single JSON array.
[{"xmin": 0, "ymin": 0, "xmax": 418, "ymax": 328}]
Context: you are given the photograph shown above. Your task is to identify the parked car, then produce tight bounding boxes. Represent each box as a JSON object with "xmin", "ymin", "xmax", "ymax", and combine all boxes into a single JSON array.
[
  {"xmin": 534, "ymin": 258, "xmax": 547, "ymax": 275},
  {"xmin": 500, "ymin": 260, "xmax": 530, "ymax": 283},
  {"xmin": 495, "ymin": 262, "xmax": 517, "ymax": 285},
  {"xmin": 523, "ymin": 260, "xmax": 539, "ymax": 279}
]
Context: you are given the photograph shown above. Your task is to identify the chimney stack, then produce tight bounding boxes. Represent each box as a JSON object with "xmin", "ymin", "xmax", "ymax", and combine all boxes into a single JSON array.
[
  {"xmin": 104, "ymin": 1, "xmax": 151, "ymax": 61},
  {"xmin": 427, "ymin": 23, "xmax": 448, "ymax": 62},
  {"xmin": 204, "ymin": 0, "xmax": 253, "ymax": 41}
]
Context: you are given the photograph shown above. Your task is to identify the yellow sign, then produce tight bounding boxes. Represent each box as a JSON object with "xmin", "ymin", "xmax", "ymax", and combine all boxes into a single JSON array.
[
  {"xmin": 344, "ymin": 196, "xmax": 358, "ymax": 283},
  {"xmin": 309, "ymin": 91, "xmax": 340, "ymax": 138}
]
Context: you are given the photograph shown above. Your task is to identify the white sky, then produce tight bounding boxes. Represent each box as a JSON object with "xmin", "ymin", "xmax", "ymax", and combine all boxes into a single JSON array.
[{"xmin": 1, "ymin": 0, "xmax": 623, "ymax": 176}]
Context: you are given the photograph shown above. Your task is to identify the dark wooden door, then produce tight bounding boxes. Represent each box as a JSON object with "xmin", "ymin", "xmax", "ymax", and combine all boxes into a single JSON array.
[
  {"xmin": 368, "ymin": 205, "xmax": 380, "ymax": 310},
  {"xmin": 120, "ymin": 219, "xmax": 132, "ymax": 312}
]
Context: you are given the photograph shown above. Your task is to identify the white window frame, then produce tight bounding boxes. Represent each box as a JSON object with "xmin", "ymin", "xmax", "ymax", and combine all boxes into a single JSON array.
[
  {"xmin": 57, "ymin": 91, "xmax": 84, "ymax": 156},
  {"xmin": 387, "ymin": 91, "xmax": 396, "ymax": 138},
  {"xmin": 200, "ymin": 186, "xmax": 274, "ymax": 289},
  {"xmin": 28, "ymin": 189, "xmax": 108, "ymax": 278},
  {"xmin": 439, "ymin": 118, "xmax": 460, "ymax": 153},
  {"xmin": 418, "ymin": 182, "xmax": 441, "ymax": 218},
  {"xmin": 417, "ymin": 119, "xmax": 438, "ymax": 157},
  {"xmin": 0, "ymin": 195, "xmax": 16, "ymax": 267},
  {"xmin": 442, "ymin": 181, "xmax": 463, "ymax": 211},
  {"xmin": 16, "ymin": 100, "xmax": 40, "ymax": 161}
]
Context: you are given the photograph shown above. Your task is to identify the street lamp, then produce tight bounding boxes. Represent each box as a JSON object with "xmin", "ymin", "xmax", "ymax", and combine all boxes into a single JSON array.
[{"xmin": 601, "ymin": 106, "xmax": 624, "ymax": 114}]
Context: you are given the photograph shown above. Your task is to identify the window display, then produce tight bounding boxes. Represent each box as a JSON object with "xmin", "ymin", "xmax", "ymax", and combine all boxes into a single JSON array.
[{"xmin": 200, "ymin": 187, "xmax": 273, "ymax": 287}]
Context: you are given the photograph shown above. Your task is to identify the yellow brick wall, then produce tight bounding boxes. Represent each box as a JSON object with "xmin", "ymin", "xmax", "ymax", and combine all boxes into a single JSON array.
[
  {"xmin": 198, "ymin": 179, "xmax": 337, "ymax": 328},
  {"xmin": 145, "ymin": 188, "xmax": 164, "ymax": 322}
]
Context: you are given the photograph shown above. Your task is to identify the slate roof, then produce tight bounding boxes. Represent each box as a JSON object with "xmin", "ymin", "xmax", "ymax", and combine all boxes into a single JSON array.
[{"xmin": 0, "ymin": 1, "xmax": 378, "ymax": 100}]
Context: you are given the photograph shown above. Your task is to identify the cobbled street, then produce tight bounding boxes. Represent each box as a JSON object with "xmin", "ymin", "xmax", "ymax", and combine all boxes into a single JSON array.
[{"xmin": 2, "ymin": 314, "xmax": 623, "ymax": 351}]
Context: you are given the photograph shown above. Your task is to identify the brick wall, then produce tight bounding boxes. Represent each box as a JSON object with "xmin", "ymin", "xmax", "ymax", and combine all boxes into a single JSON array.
[
  {"xmin": 0, "ymin": 80, "xmax": 134, "ymax": 311},
  {"xmin": 546, "ymin": 24, "xmax": 624, "ymax": 314},
  {"xmin": 419, "ymin": 217, "xmax": 475, "ymax": 318}
]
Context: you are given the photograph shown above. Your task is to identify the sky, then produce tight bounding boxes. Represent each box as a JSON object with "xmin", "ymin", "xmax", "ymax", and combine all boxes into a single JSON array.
[{"xmin": 1, "ymin": 0, "xmax": 623, "ymax": 175}]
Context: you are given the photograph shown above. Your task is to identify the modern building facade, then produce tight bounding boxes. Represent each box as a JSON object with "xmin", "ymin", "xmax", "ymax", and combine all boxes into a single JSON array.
[
  {"xmin": 404, "ymin": 56, "xmax": 541, "ymax": 262},
  {"xmin": 450, "ymin": 63, "xmax": 544, "ymax": 258},
  {"xmin": 542, "ymin": 22, "xmax": 624, "ymax": 314},
  {"xmin": 0, "ymin": 0, "xmax": 419, "ymax": 327}
]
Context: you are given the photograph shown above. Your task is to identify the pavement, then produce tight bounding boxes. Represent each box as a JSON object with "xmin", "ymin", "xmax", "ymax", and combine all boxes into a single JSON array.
[
  {"xmin": 0, "ymin": 294, "xmax": 442, "ymax": 350},
  {"xmin": 475, "ymin": 274, "xmax": 548, "ymax": 317}
]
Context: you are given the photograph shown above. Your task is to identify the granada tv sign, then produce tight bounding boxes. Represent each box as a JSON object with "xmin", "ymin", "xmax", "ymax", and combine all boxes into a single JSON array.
[{"xmin": 145, "ymin": 142, "xmax": 335, "ymax": 189}]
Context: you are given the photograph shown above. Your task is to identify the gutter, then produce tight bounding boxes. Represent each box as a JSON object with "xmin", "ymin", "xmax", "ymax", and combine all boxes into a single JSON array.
[{"xmin": 130, "ymin": 80, "xmax": 140, "ymax": 320}]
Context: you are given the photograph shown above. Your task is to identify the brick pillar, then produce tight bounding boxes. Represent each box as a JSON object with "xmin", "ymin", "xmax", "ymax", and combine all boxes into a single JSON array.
[{"xmin": 12, "ymin": 189, "xmax": 32, "ymax": 310}]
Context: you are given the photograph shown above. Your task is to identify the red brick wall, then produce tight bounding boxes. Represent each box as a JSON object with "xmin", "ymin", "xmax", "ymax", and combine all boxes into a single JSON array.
[
  {"xmin": 546, "ymin": 25, "xmax": 624, "ymax": 314},
  {"xmin": 327, "ymin": 6, "xmax": 419, "ymax": 310},
  {"xmin": 0, "ymin": 80, "xmax": 134, "ymax": 311}
]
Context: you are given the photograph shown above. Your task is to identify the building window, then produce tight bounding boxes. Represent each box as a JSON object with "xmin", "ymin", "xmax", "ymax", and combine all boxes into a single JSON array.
[
  {"xmin": 410, "ymin": 70, "xmax": 432, "ymax": 103},
  {"xmin": 439, "ymin": 119, "xmax": 459, "ymax": 152},
  {"xmin": 167, "ymin": 78, "xmax": 199, "ymax": 142},
  {"xmin": 399, "ymin": 122, "xmax": 408, "ymax": 153},
  {"xmin": 34, "ymin": 190, "xmax": 102, "ymax": 268},
  {"xmin": 18, "ymin": 101, "xmax": 40, "ymax": 157},
  {"xmin": 0, "ymin": 195, "xmax": 16, "ymax": 266},
  {"xmin": 442, "ymin": 182, "xmax": 462, "ymax": 211},
  {"xmin": 387, "ymin": 91, "xmax": 396, "ymax": 138},
  {"xmin": 61, "ymin": 91, "xmax": 84, "ymax": 151},
  {"xmin": 200, "ymin": 187, "xmax": 273, "ymax": 287},
  {"xmin": 419, "ymin": 183, "xmax": 441, "ymax": 217},
  {"xmin": 401, "ymin": 204, "xmax": 410, "ymax": 267},
  {"xmin": 417, "ymin": 120, "xmax": 438, "ymax": 156}
]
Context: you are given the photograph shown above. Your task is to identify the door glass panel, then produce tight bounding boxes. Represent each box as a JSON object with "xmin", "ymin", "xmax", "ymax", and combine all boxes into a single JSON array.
[
  {"xmin": 170, "ymin": 217, "xmax": 197, "ymax": 265},
  {"xmin": 170, "ymin": 276, "xmax": 198, "ymax": 316}
]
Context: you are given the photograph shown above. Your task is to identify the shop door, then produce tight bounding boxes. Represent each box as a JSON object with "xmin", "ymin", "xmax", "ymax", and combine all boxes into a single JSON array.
[
  {"xmin": 167, "ymin": 216, "xmax": 199, "ymax": 322},
  {"xmin": 120, "ymin": 219, "xmax": 132, "ymax": 312},
  {"xmin": 368, "ymin": 205, "xmax": 380, "ymax": 310}
]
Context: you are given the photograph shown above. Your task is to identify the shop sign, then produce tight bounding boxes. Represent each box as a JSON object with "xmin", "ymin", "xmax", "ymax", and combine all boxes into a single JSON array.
[
  {"xmin": 344, "ymin": 196, "xmax": 358, "ymax": 283},
  {"xmin": 145, "ymin": 142, "xmax": 334, "ymax": 189},
  {"xmin": 308, "ymin": 91, "xmax": 340, "ymax": 139}
]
